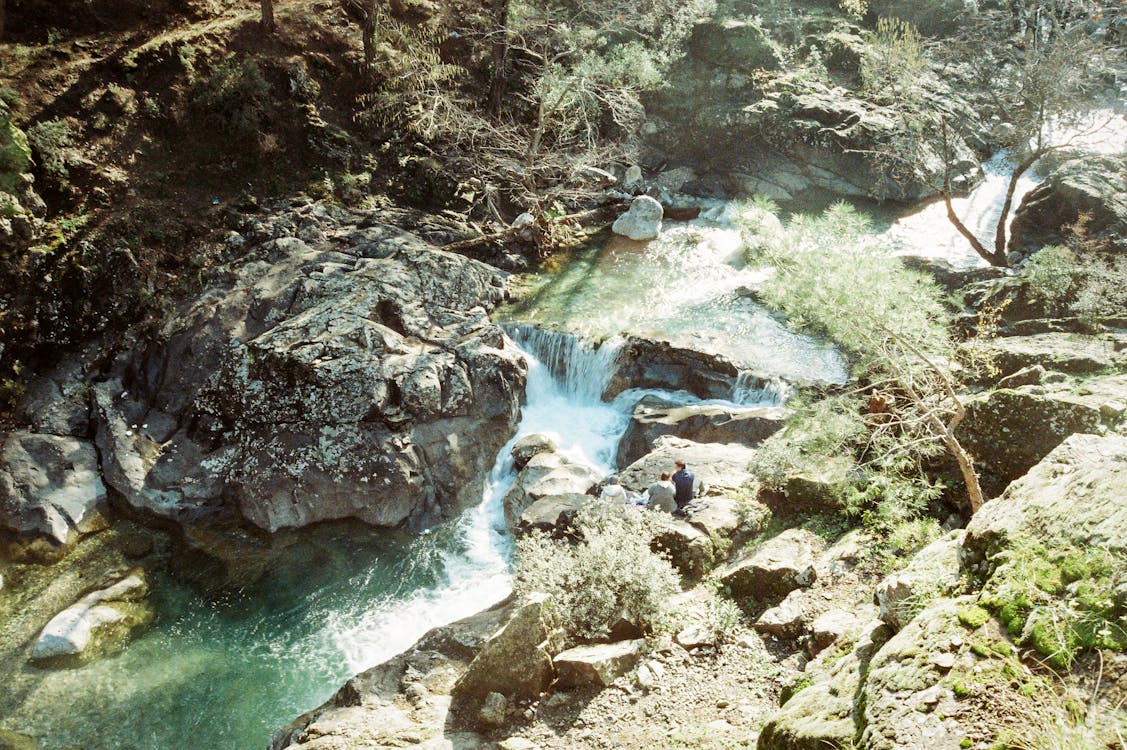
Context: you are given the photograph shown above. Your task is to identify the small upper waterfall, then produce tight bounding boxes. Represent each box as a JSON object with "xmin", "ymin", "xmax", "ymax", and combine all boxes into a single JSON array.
[
  {"xmin": 731, "ymin": 371, "xmax": 793, "ymax": 407},
  {"xmin": 505, "ymin": 323, "xmax": 624, "ymax": 404}
]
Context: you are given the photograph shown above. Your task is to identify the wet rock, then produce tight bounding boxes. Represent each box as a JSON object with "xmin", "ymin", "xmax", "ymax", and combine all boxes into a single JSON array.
[
  {"xmin": 0, "ymin": 431, "xmax": 109, "ymax": 559},
  {"xmin": 719, "ymin": 528, "xmax": 819, "ymax": 605},
  {"xmin": 605, "ymin": 336, "xmax": 743, "ymax": 401},
  {"xmin": 616, "ymin": 394, "xmax": 787, "ymax": 467},
  {"xmin": 554, "ymin": 639, "xmax": 645, "ymax": 688},
  {"xmin": 511, "ymin": 433, "xmax": 556, "ymax": 470},
  {"xmin": 503, "ymin": 452, "xmax": 601, "ymax": 529},
  {"xmin": 874, "ymin": 530, "xmax": 963, "ymax": 632},
  {"xmin": 517, "ymin": 493, "xmax": 589, "ymax": 536},
  {"xmin": 1009, "ymin": 154, "xmax": 1127, "ymax": 260},
  {"xmin": 93, "ymin": 214, "xmax": 526, "ymax": 533},
  {"xmin": 30, "ymin": 570, "xmax": 152, "ymax": 665},
  {"xmin": 611, "ymin": 195, "xmax": 664, "ymax": 240}
]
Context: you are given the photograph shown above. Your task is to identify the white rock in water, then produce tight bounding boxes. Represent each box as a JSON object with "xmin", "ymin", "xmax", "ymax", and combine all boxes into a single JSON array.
[
  {"xmin": 612, "ymin": 195, "xmax": 664, "ymax": 241},
  {"xmin": 31, "ymin": 573, "xmax": 147, "ymax": 660},
  {"xmin": 511, "ymin": 212, "xmax": 536, "ymax": 229}
]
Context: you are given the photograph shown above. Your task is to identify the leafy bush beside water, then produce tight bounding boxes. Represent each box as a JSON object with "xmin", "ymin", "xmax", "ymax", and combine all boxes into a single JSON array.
[{"xmin": 514, "ymin": 503, "xmax": 680, "ymax": 642}]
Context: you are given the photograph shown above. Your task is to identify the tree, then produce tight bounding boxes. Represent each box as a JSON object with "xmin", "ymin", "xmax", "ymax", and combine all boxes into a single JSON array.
[
  {"xmin": 860, "ymin": 5, "xmax": 1120, "ymax": 267},
  {"xmin": 260, "ymin": 0, "xmax": 275, "ymax": 34},
  {"xmin": 751, "ymin": 203, "xmax": 989, "ymax": 513}
]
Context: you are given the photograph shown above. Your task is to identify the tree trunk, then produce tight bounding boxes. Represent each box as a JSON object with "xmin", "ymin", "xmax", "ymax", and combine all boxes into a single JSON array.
[
  {"xmin": 362, "ymin": 0, "xmax": 377, "ymax": 70},
  {"xmin": 992, "ymin": 153, "xmax": 1039, "ymax": 261},
  {"xmin": 260, "ymin": 0, "xmax": 276, "ymax": 33},
  {"xmin": 441, "ymin": 202, "xmax": 626, "ymax": 254},
  {"xmin": 1, "ymin": 0, "xmax": 6, "ymax": 41},
  {"xmin": 487, "ymin": 0, "xmax": 510, "ymax": 119}
]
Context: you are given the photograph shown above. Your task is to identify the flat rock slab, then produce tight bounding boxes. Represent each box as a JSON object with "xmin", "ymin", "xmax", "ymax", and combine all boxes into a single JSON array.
[
  {"xmin": 616, "ymin": 394, "xmax": 787, "ymax": 466},
  {"xmin": 617, "ymin": 437, "xmax": 757, "ymax": 496},
  {"xmin": 984, "ymin": 332, "xmax": 1125, "ymax": 377},
  {"xmin": 517, "ymin": 493, "xmax": 590, "ymax": 536},
  {"xmin": 554, "ymin": 639, "xmax": 645, "ymax": 688}
]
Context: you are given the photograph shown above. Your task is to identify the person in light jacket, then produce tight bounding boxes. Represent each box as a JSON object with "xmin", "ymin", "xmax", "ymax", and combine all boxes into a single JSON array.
[{"xmin": 645, "ymin": 471, "xmax": 676, "ymax": 513}]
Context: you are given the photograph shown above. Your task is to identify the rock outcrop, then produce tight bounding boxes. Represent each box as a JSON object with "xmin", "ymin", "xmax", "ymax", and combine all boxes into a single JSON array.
[
  {"xmin": 616, "ymin": 395, "xmax": 787, "ymax": 467},
  {"xmin": 29, "ymin": 570, "xmax": 151, "ymax": 665},
  {"xmin": 1009, "ymin": 154, "xmax": 1127, "ymax": 260},
  {"xmin": 91, "ymin": 205, "xmax": 526, "ymax": 533},
  {"xmin": 0, "ymin": 431, "xmax": 109, "ymax": 559},
  {"xmin": 617, "ymin": 436, "xmax": 758, "ymax": 498}
]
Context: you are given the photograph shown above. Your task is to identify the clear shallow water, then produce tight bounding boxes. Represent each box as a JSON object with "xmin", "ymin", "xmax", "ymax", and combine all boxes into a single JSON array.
[{"xmin": 503, "ymin": 205, "xmax": 849, "ymax": 385}]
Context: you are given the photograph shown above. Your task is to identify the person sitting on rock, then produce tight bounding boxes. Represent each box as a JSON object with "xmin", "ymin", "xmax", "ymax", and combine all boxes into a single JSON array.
[
  {"xmin": 599, "ymin": 476, "xmax": 629, "ymax": 504},
  {"xmin": 644, "ymin": 471, "xmax": 676, "ymax": 513},
  {"xmin": 671, "ymin": 460, "xmax": 695, "ymax": 515}
]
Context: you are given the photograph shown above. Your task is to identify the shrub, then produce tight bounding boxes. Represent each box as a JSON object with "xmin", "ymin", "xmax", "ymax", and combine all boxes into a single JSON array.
[
  {"xmin": 514, "ymin": 503, "xmax": 680, "ymax": 641},
  {"xmin": 1020, "ymin": 245, "xmax": 1077, "ymax": 316},
  {"xmin": 26, "ymin": 118, "xmax": 76, "ymax": 181},
  {"xmin": 190, "ymin": 58, "xmax": 271, "ymax": 143}
]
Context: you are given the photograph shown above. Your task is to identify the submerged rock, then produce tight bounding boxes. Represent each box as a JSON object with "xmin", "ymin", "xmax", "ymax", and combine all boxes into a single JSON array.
[
  {"xmin": 92, "ymin": 210, "xmax": 525, "ymax": 533},
  {"xmin": 30, "ymin": 570, "xmax": 151, "ymax": 665}
]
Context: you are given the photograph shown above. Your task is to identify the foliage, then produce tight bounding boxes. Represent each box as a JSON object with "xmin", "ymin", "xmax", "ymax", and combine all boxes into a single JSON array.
[
  {"xmin": 749, "ymin": 200, "xmax": 987, "ymax": 512},
  {"xmin": 190, "ymin": 57, "xmax": 272, "ymax": 144},
  {"xmin": 26, "ymin": 118, "xmax": 76, "ymax": 182},
  {"xmin": 514, "ymin": 502, "xmax": 680, "ymax": 641},
  {"xmin": 860, "ymin": 16, "xmax": 924, "ymax": 104},
  {"xmin": 978, "ymin": 541, "xmax": 1127, "ymax": 671},
  {"xmin": 749, "ymin": 395, "xmax": 865, "ymax": 493},
  {"xmin": 1020, "ymin": 245, "xmax": 1077, "ymax": 315}
]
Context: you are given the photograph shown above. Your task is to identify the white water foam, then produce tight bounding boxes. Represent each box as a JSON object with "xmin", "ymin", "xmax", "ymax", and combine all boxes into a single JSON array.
[{"xmin": 330, "ymin": 327, "xmax": 630, "ymax": 674}]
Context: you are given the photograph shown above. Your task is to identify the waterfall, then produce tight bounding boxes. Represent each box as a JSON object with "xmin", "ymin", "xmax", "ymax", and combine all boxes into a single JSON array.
[
  {"xmin": 731, "ymin": 371, "xmax": 792, "ymax": 406},
  {"xmin": 504, "ymin": 323, "xmax": 624, "ymax": 403}
]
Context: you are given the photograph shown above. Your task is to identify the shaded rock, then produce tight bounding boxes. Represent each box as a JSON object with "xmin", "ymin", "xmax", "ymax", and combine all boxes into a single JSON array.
[
  {"xmin": 30, "ymin": 570, "xmax": 151, "ymax": 665},
  {"xmin": 96, "ymin": 214, "xmax": 526, "ymax": 533},
  {"xmin": 616, "ymin": 394, "xmax": 787, "ymax": 467},
  {"xmin": 14, "ymin": 358, "xmax": 93, "ymax": 437},
  {"xmin": 271, "ymin": 599, "xmax": 514, "ymax": 749},
  {"xmin": 720, "ymin": 528, "xmax": 820, "ymax": 605},
  {"xmin": 517, "ymin": 493, "xmax": 589, "ymax": 536},
  {"xmin": 612, "ymin": 195, "xmax": 664, "ymax": 240},
  {"xmin": 755, "ymin": 590, "xmax": 807, "ymax": 640},
  {"xmin": 503, "ymin": 452, "xmax": 601, "ymax": 529},
  {"xmin": 1009, "ymin": 154, "xmax": 1127, "ymax": 261},
  {"xmin": 874, "ymin": 530, "xmax": 964, "ymax": 632},
  {"xmin": 0, "ymin": 431, "xmax": 109, "ymax": 558},
  {"xmin": 899, "ymin": 255, "xmax": 1008, "ymax": 294},
  {"xmin": 511, "ymin": 433, "xmax": 556, "ymax": 470},
  {"xmin": 962, "ymin": 432, "xmax": 1127, "ymax": 566},
  {"xmin": 451, "ymin": 595, "xmax": 555, "ymax": 711},
  {"xmin": 605, "ymin": 336, "xmax": 742, "ymax": 401},
  {"xmin": 617, "ymin": 437, "xmax": 757, "ymax": 498},
  {"xmin": 554, "ymin": 639, "xmax": 644, "ymax": 688},
  {"xmin": 653, "ymin": 519, "xmax": 717, "ymax": 580},
  {"xmin": 478, "ymin": 692, "xmax": 508, "ymax": 728},
  {"xmin": 689, "ymin": 18, "xmax": 782, "ymax": 71},
  {"xmin": 958, "ymin": 375, "xmax": 1126, "ymax": 492},
  {"xmin": 763, "ymin": 456, "xmax": 853, "ymax": 517}
]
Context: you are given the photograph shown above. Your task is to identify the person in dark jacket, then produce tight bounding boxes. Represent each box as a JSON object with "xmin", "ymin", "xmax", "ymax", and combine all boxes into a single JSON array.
[{"xmin": 671, "ymin": 460, "xmax": 694, "ymax": 512}]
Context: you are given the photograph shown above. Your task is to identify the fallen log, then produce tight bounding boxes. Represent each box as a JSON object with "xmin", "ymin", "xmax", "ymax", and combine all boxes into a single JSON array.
[{"xmin": 441, "ymin": 202, "xmax": 627, "ymax": 256}]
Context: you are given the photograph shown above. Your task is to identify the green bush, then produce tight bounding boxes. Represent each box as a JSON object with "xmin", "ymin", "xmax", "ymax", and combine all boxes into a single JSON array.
[
  {"xmin": 190, "ymin": 58, "xmax": 271, "ymax": 142},
  {"xmin": 514, "ymin": 503, "xmax": 680, "ymax": 641},
  {"xmin": 26, "ymin": 119, "xmax": 76, "ymax": 181},
  {"xmin": 1021, "ymin": 245, "xmax": 1077, "ymax": 315}
]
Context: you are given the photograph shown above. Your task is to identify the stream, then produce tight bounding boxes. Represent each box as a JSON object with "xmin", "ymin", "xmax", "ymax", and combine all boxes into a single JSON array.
[{"xmin": 5, "ymin": 109, "xmax": 1124, "ymax": 749}]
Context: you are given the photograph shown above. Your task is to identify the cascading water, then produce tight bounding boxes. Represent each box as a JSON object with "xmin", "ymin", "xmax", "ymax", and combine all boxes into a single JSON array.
[{"xmin": 2, "ymin": 329, "xmax": 635, "ymax": 750}]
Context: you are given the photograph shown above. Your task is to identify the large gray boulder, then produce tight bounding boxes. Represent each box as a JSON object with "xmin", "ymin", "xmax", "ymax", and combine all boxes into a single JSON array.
[
  {"xmin": 1009, "ymin": 154, "xmax": 1127, "ymax": 260},
  {"xmin": 980, "ymin": 333, "xmax": 1126, "ymax": 378},
  {"xmin": 616, "ymin": 436, "xmax": 758, "ymax": 497},
  {"xmin": 958, "ymin": 374, "xmax": 1126, "ymax": 493},
  {"xmin": 553, "ymin": 639, "xmax": 645, "ymax": 688},
  {"xmin": 503, "ymin": 452, "xmax": 601, "ymax": 529},
  {"xmin": 874, "ymin": 530, "xmax": 964, "ymax": 632},
  {"xmin": 616, "ymin": 394, "xmax": 787, "ymax": 467},
  {"xmin": 719, "ymin": 528, "xmax": 820, "ymax": 605},
  {"xmin": 92, "ymin": 210, "xmax": 525, "ymax": 533},
  {"xmin": 0, "ymin": 431, "xmax": 109, "ymax": 557}
]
